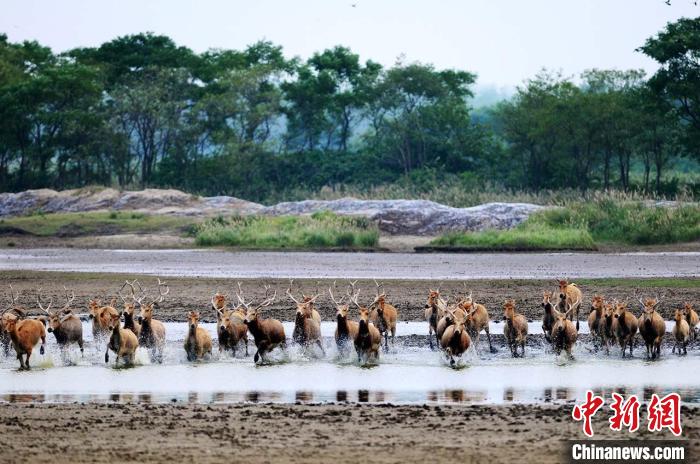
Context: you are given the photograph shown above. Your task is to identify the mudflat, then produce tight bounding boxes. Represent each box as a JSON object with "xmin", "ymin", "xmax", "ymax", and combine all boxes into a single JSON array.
[{"xmin": 0, "ymin": 403, "xmax": 695, "ymax": 464}]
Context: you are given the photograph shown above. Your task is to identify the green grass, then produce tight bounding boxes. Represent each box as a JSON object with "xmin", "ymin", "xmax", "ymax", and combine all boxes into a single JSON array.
[
  {"xmin": 431, "ymin": 200, "xmax": 700, "ymax": 251},
  {"xmin": 576, "ymin": 278, "xmax": 700, "ymax": 288},
  {"xmin": 0, "ymin": 211, "xmax": 197, "ymax": 236},
  {"xmin": 194, "ymin": 211, "xmax": 379, "ymax": 249}
]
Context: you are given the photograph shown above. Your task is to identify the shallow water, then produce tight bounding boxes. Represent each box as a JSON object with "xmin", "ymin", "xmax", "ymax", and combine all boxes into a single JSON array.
[{"xmin": 1, "ymin": 321, "xmax": 697, "ymax": 405}]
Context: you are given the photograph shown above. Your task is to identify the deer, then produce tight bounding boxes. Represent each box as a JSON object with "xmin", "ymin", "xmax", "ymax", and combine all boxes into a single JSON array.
[
  {"xmin": 105, "ymin": 311, "xmax": 138, "ymax": 367},
  {"xmin": 459, "ymin": 291, "xmax": 495, "ymax": 353},
  {"xmin": 424, "ymin": 288, "xmax": 447, "ymax": 350},
  {"xmin": 637, "ymin": 295, "xmax": 666, "ymax": 360},
  {"xmin": 2, "ymin": 308, "xmax": 46, "ymax": 370},
  {"xmin": 612, "ymin": 301, "xmax": 638, "ymax": 358},
  {"xmin": 1, "ymin": 285, "xmax": 27, "ymax": 356},
  {"xmin": 87, "ymin": 297, "xmax": 119, "ymax": 340},
  {"xmin": 435, "ymin": 297, "xmax": 461, "ymax": 343},
  {"xmin": 682, "ymin": 303, "xmax": 698, "ymax": 341},
  {"xmin": 184, "ymin": 311, "xmax": 212, "ymax": 361},
  {"xmin": 347, "ymin": 285, "xmax": 381, "ymax": 365},
  {"xmin": 541, "ymin": 291, "xmax": 559, "ymax": 343},
  {"xmin": 329, "ymin": 282, "xmax": 359, "ymax": 355},
  {"xmin": 440, "ymin": 308, "xmax": 471, "ymax": 367},
  {"xmin": 240, "ymin": 284, "xmax": 284, "ymax": 363},
  {"xmin": 137, "ymin": 279, "xmax": 168, "ymax": 362},
  {"xmin": 213, "ymin": 289, "xmax": 248, "ymax": 356},
  {"xmin": 551, "ymin": 300, "xmax": 578, "ymax": 358},
  {"xmin": 601, "ymin": 303, "xmax": 616, "ymax": 355},
  {"xmin": 38, "ymin": 286, "xmax": 84, "ymax": 355},
  {"xmin": 672, "ymin": 308, "xmax": 690, "ymax": 356},
  {"xmin": 369, "ymin": 280, "xmax": 397, "ymax": 352},
  {"xmin": 287, "ymin": 282, "xmax": 325, "ymax": 356},
  {"xmin": 503, "ymin": 299, "xmax": 528, "ymax": 357},
  {"xmin": 117, "ymin": 280, "xmax": 142, "ymax": 337},
  {"xmin": 588, "ymin": 295, "xmax": 605, "ymax": 350},
  {"xmin": 557, "ymin": 279, "xmax": 583, "ymax": 331}
]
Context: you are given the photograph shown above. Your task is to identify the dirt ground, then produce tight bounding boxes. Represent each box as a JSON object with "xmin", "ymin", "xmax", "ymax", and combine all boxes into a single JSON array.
[
  {"xmin": 0, "ymin": 402, "xmax": 695, "ymax": 464},
  {"xmin": 2, "ymin": 271, "xmax": 698, "ymax": 323}
]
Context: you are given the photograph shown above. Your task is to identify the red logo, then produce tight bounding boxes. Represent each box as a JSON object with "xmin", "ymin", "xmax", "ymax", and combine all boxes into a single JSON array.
[
  {"xmin": 572, "ymin": 390, "xmax": 605, "ymax": 437},
  {"xmin": 609, "ymin": 393, "xmax": 640, "ymax": 432},
  {"xmin": 647, "ymin": 393, "xmax": 682, "ymax": 436}
]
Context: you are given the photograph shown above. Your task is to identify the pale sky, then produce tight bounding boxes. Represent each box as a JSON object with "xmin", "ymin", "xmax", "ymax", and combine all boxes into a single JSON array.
[{"xmin": 1, "ymin": 0, "xmax": 698, "ymax": 89}]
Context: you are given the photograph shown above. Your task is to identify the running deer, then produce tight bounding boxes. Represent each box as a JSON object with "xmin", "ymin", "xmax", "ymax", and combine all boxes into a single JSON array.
[
  {"xmin": 329, "ymin": 282, "xmax": 359, "ymax": 354},
  {"xmin": 137, "ymin": 279, "xmax": 168, "ymax": 362},
  {"xmin": 118, "ymin": 280, "xmax": 142, "ymax": 337},
  {"xmin": 557, "ymin": 279, "xmax": 583, "ymax": 331},
  {"xmin": 424, "ymin": 288, "xmax": 447, "ymax": 350},
  {"xmin": 588, "ymin": 295, "xmax": 605, "ymax": 350},
  {"xmin": 440, "ymin": 308, "xmax": 471, "ymax": 367},
  {"xmin": 88, "ymin": 297, "xmax": 119, "ymax": 340},
  {"xmin": 214, "ymin": 289, "xmax": 248, "ymax": 356},
  {"xmin": 612, "ymin": 301, "xmax": 638, "ymax": 358},
  {"xmin": 503, "ymin": 299, "xmax": 528, "ymax": 357},
  {"xmin": 601, "ymin": 303, "xmax": 616, "ymax": 355},
  {"xmin": 38, "ymin": 286, "xmax": 84, "ymax": 355},
  {"xmin": 637, "ymin": 295, "xmax": 666, "ymax": 360},
  {"xmin": 541, "ymin": 291, "xmax": 559, "ymax": 343},
  {"xmin": 105, "ymin": 311, "xmax": 138, "ymax": 367},
  {"xmin": 347, "ymin": 285, "xmax": 381, "ymax": 364},
  {"xmin": 460, "ymin": 291, "xmax": 495, "ymax": 353},
  {"xmin": 551, "ymin": 300, "xmax": 578, "ymax": 358},
  {"xmin": 682, "ymin": 303, "xmax": 698, "ymax": 341},
  {"xmin": 672, "ymin": 308, "xmax": 689, "ymax": 356},
  {"xmin": 240, "ymin": 284, "xmax": 285, "ymax": 363},
  {"xmin": 369, "ymin": 281, "xmax": 397, "ymax": 352},
  {"xmin": 287, "ymin": 282, "xmax": 325, "ymax": 356},
  {"xmin": 184, "ymin": 310, "xmax": 212, "ymax": 361},
  {"xmin": 1, "ymin": 286, "xmax": 26, "ymax": 356}
]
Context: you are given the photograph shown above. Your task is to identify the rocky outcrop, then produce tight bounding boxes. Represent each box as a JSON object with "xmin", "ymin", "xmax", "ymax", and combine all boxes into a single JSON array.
[
  {"xmin": 0, "ymin": 189, "xmax": 545, "ymax": 235},
  {"xmin": 262, "ymin": 199, "xmax": 545, "ymax": 235}
]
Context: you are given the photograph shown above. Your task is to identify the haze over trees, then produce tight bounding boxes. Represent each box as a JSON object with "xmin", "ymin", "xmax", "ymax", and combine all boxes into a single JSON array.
[{"xmin": 0, "ymin": 17, "xmax": 698, "ymax": 203}]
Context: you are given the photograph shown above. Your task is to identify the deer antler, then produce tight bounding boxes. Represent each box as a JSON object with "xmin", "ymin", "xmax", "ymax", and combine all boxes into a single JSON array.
[
  {"xmin": 250, "ymin": 284, "xmax": 276, "ymax": 312},
  {"xmin": 328, "ymin": 281, "xmax": 346, "ymax": 307},
  {"xmin": 61, "ymin": 286, "xmax": 75, "ymax": 313},
  {"xmin": 36, "ymin": 288, "xmax": 53, "ymax": 315},
  {"xmin": 152, "ymin": 278, "xmax": 169, "ymax": 304},
  {"xmin": 235, "ymin": 282, "xmax": 249, "ymax": 310},
  {"xmin": 346, "ymin": 281, "xmax": 361, "ymax": 309},
  {"xmin": 286, "ymin": 279, "xmax": 302, "ymax": 305}
]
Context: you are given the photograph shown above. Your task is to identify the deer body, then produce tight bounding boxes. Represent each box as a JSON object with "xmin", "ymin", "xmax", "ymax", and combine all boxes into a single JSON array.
[
  {"xmin": 672, "ymin": 309, "xmax": 689, "ymax": 355},
  {"xmin": 558, "ymin": 280, "xmax": 583, "ymax": 331},
  {"xmin": 683, "ymin": 303, "xmax": 698, "ymax": 341},
  {"xmin": 541, "ymin": 291, "xmax": 559, "ymax": 343},
  {"xmin": 637, "ymin": 297, "xmax": 665, "ymax": 360},
  {"xmin": 424, "ymin": 290, "xmax": 447, "ymax": 350},
  {"xmin": 5, "ymin": 317, "xmax": 46, "ymax": 370},
  {"xmin": 440, "ymin": 318, "xmax": 471, "ymax": 366},
  {"xmin": 369, "ymin": 297, "xmax": 397, "ymax": 352},
  {"xmin": 105, "ymin": 314, "xmax": 138, "ymax": 367},
  {"xmin": 503, "ymin": 300, "xmax": 528, "ymax": 358},
  {"xmin": 588, "ymin": 295, "xmax": 605, "ymax": 349},
  {"xmin": 612, "ymin": 303, "xmax": 638, "ymax": 358},
  {"xmin": 184, "ymin": 311, "xmax": 212, "ymax": 361}
]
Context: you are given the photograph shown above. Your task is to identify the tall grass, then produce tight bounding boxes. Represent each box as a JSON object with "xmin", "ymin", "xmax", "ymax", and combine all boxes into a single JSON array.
[
  {"xmin": 431, "ymin": 199, "xmax": 700, "ymax": 250},
  {"xmin": 194, "ymin": 211, "xmax": 379, "ymax": 249}
]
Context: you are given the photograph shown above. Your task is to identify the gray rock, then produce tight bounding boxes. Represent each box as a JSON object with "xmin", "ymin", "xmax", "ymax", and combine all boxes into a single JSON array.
[{"xmin": 262, "ymin": 198, "xmax": 545, "ymax": 235}]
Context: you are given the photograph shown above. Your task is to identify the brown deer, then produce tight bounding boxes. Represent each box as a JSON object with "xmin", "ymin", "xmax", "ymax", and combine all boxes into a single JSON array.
[
  {"xmin": 240, "ymin": 284, "xmax": 285, "ymax": 363},
  {"xmin": 288, "ymin": 280, "xmax": 322, "ymax": 325},
  {"xmin": 184, "ymin": 311, "xmax": 212, "ymax": 361},
  {"xmin": 682, "ymin": 303, "xmax": 698, "ymax": 341},
  {"xmin": 287, "ymin": 283, "xmax": 325, "ymax": 356},
  {"xmin": 347, "ymin": 286, "xmax": 381, "ymax": 365},
  {"xmin": 105, "ymin": 311, "xmax": 138, "ymax": 367},
  {"xmin": 38, "ymin": 287, "xmax": 84, "ymax": 355},
  {"xmin": 551, "ymin": 300, "xmax": 578, "ymax": 358},
  {"xmin": 612, "ymin": 301, "xmax": 638, "ymax": 358},
  {"xmin": 369, "ymin": 281, "xmax": 397, "ymax": 352},
  {"xmin": 137, "ymin": 279, "xmax": 168, "ymax": 362},
  {"xmin": 118, "ymin": 280, "xmax": 142, "ymax": 337},
  {"xmin": 637, "ymin": 295, "xmax": 666, "ymax": 360},
  {"xmin": 424, "ymin": 288, "xmax": 447, "ymax": 350},
  {"xmin": 214, "ymin": 289, "xmax": 248, "ymax": 356},
  {"xmin": 3, "ymin": 311, "xmax": 46, "ymax": 370},
  {"xmin": 503, "ymin": 299, "xmax": 528, "ymax": 357},
  {"xmin": 440, "ymin": 309, "xmax": 471, "ymax": 366},
  {"xmin": 1, "ymin": 285, "xmax": 26, "ymax": 356},
  {"xmin": 329, "ymin": 282, "xmax": 359, "ymax": 354},
  {"xmin": 588, "ymin": 295, "xmax": 605, "ymax": 350},
  {"xmin": 88, "ymin": 297, "xmax": 119, "ymax": 340},
  {"xmin": 601, "ymin": 303, "xmax": 616, "ymax": 355},
  {"xmin": 672, "ymin": 308, "xmax": 690, "ymax": 356},
  {"xmin": 541, "ymin": 291, "xmax": 559, "ymax": 343},
  {"xmin": 460, "ymin": 292, "xmax": 495, "ymax": 353},
  {"xmin": 557, "ymin": 279, "xmax": 583, "ymax": 331}
]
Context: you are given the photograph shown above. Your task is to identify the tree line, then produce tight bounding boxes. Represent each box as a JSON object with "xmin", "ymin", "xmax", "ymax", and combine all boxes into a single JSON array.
[{"xmin": 0, "ymin": 17, "xmax": 698, "ymax": 202}]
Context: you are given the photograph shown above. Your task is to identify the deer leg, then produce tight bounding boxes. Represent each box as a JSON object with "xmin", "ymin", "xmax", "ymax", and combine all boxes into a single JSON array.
[
  {"xmin": 383, "ymin": 331, "xmax": 389, "ymax": 353},
  {"xmin": 105, "ymin": 348, "xmax": 110, "ymax": 364},
  {"xmin": 485, "ymin": 326, "xmax": 496, "ymax": 353},
  {"xmin": 244, "ymin": 336, "xmax": 249, "ymax": 356},
  {"xmin": 316, "ymin": 339, "xmax": 326, "ymax": 356},
  {"xmin": 39, "ymin": 335, "xmax": 46, "ymax": 355},
  {"xmin": 78, "ymin": 338, "xmax": 84, "ymax": 356},
  {"xmin": 428, "ymin": 326, "xmax": 434, "ymax": 350}
]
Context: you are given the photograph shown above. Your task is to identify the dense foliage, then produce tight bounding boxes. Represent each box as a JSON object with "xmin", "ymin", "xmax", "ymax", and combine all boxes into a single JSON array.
[{"xmin": 0, "ymin": 18, "xmax": 698, "ymax": 202}]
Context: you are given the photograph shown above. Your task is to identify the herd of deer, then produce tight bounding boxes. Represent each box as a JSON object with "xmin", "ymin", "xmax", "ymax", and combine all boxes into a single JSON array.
[{"xmin": 0, "ymin": 278, "xmax": 697, "ymax": 370}]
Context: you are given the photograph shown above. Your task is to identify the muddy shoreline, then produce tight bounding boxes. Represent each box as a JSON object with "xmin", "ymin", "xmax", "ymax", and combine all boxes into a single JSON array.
[
  {"xmin": 0, "ymin": 403, "xmax": 696, "ymax": 464},
  {"xmin": 3, "ymin": 271, "xmax": 698, "ymax": 323}
]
